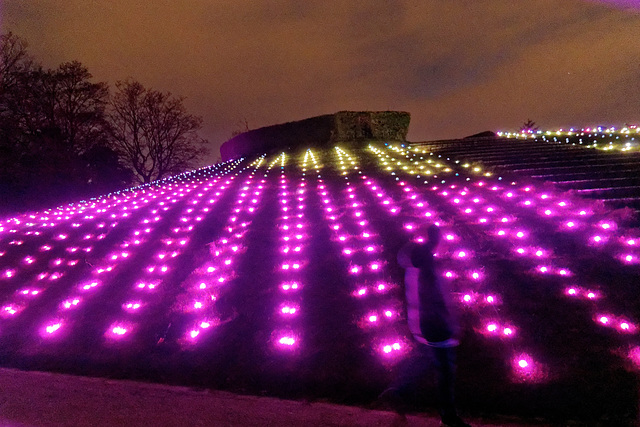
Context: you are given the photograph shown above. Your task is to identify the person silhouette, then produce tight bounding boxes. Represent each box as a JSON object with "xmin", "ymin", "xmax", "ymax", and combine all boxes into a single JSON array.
[{"xmin": 382, "ymin": 224, "xmax": 470, "ymax": 427}]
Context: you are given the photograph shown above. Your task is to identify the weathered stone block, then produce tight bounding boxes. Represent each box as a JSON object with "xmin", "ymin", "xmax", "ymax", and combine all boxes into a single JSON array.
[{"xmin": 220, "ymin": 111, "xmax": 410, "ymax": 161}]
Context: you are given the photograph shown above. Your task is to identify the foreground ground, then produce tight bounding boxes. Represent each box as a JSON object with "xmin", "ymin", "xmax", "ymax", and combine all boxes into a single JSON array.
[{"xmin": 0, "ymin": 368, "xmax": 545, "ymax": 427}]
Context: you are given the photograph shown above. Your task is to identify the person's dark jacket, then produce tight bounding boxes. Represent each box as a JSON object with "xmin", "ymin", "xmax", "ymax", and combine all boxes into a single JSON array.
[{"xmin": 398, "ymin": 241, "xmax": 459, "ymax": 346}]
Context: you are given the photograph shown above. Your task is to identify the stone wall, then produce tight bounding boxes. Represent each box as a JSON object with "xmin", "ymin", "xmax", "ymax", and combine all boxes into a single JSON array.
[{"xmin": 220, "ymin": 111, "xmax": 410, "ymax": 161}]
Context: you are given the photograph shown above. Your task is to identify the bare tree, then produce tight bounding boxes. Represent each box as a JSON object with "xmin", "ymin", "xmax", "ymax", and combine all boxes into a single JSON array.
[
  {"xmin": 520, "ymin": 119, "xmax": 539, "ymax": 134},
  {"xmin": 0, "ymin": 32, "xmax": 32, "ymax": 94},
  {"xmin": 108, "ymin": 80, "xmax": 208, "ymax": 184},
  {"xmin": 231, "ymin": 117, "xmax": 250, "ymax": 137},
  {"xmin": 0, "ymin": 32, "xmax": 128, "ymax": 211}
]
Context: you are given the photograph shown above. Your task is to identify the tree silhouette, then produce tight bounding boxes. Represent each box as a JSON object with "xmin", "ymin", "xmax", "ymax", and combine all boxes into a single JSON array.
[
  {"xmin": 520, "ymin": 119, "xmax": 539, "ymax": 134},
  {"xmin": 108, "ymin": 80, "xmax": 208, "ymax": 184},
  {"xmin": 231, "ymin": 117, "xmax": 250, "ymax": 137},
  {"xmin": 0, "ymin": 32, "xmax": 127, "ymax": 212}
]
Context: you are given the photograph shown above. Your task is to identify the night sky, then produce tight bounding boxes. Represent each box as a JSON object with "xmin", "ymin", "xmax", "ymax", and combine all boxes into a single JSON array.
[{"xmin": 2, "ymin": 0, "xmax": 640, "ymax": 165}]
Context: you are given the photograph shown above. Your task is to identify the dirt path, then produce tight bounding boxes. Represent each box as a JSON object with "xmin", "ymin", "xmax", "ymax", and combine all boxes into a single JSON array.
[{"xmin": 0, "ymin": 368, "xmax": 538, "ymax": 427}]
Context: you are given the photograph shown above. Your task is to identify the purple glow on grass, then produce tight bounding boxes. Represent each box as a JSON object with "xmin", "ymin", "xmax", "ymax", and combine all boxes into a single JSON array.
[{"xmin": 629, "ymin": 346, "xmax": 640, "ymax": 370}]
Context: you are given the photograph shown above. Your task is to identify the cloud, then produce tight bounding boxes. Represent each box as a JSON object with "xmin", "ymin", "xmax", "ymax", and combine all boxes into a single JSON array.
[{"xmin": 2, "ymin": 0, "xmax": 640, "ymax": 162}]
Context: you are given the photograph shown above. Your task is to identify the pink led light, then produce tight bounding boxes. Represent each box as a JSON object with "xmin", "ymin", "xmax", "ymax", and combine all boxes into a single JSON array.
[
  {"xmin": 2, "ymin": 305, "xmax": 18, "ymax": 316},
  {"xmin": 45, "ymin": 322, "xmax": 62, "ymax": 334},
  {"xmin": 111, "ymin": 325, "xmax": 128, "ymax": 336},
  {"xmin": 382, "ymin": 342, "xmax": 402, "ymax": 354},
  {"xmin": 281, "ymin": 306, "xmax": 297, "ymax": 315},
  {"xmin": 278, "ymin": 336, "xmax": 296, "ymax": 346},
  {"xmin": 62, "ymin": 298, "xmax": 81, "ymax": 309}
]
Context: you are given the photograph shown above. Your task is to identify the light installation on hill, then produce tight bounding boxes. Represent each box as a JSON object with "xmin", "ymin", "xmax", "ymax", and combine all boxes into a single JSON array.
[
  {"xmin": 498, "ymin": 125, "xmax": 639, "ymax": 152},
  {"xmin": 0, "ymin": 141, "xmax": 638, "ymax": 389},
  {"xmin": 368, "ymin": 143, "xmax": 638, "ymax": 373}
]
